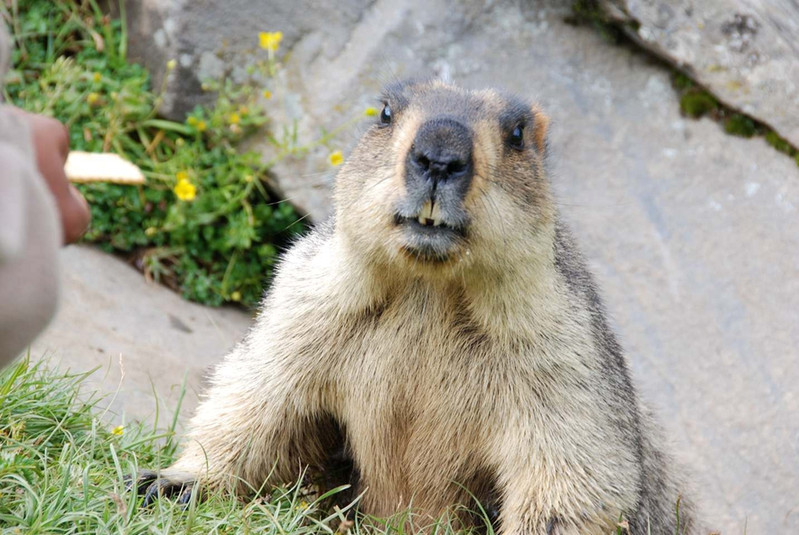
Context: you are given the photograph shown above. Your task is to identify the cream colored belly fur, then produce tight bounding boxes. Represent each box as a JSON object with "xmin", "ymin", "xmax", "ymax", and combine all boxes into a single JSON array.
[{"xmin": 168, "ymin": 235, "xmax": 639, "ymax": 533}]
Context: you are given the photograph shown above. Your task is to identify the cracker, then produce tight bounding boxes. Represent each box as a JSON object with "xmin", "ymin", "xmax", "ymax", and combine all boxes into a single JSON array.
[{"xmin": 65, "ymin": 151, "xmax": 146, "ymax": 185}]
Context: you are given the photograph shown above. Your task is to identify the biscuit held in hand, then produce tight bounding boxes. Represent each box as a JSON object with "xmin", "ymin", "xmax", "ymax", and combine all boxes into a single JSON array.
[{"xmin": 65, "ymin": 151, "xmax": 146, "ymax": 185}]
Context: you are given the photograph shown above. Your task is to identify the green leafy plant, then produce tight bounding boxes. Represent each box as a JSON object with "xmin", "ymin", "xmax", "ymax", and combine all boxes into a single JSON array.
[{"xmin": 2, "ymin": 1, "xmax": 358, "ymax": 307}]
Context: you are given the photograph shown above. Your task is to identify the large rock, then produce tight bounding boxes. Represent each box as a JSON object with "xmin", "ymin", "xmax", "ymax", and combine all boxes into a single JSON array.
[
  {"xmin": 120, "ymin": 0, "xmax": 373, "ymax": 120},
  {"xmin": 601, "ymin": 0, "xmax": 799, "ymax": 147},
  {"xmin": 87, "ymin": 0, "xmax": 799, "ymax": 532},
  {"xmin": 30, "ymin": 245, "xmax": 251, "ymax": 428}
]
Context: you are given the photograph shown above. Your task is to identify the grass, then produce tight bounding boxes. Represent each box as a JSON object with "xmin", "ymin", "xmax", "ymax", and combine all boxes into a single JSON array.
[
  {"xmin": 0, "ymin": 357, "xmax": 494, "ymax": 535},
  {"xmin": 0, "ymin": 357, "xmax": 342, "ymax": 534}
]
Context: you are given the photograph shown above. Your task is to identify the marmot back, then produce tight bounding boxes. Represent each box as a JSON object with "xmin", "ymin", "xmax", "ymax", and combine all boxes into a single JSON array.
[{"xmin": 138, "ymin": 80, "xmax": 699, "ymax": 534}]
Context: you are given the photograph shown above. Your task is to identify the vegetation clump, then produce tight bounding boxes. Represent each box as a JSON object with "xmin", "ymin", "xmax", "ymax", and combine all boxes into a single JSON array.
[
  {"xmin": 723, "ymin": 114, "xmax": 757, "ymax": 138},
  {"xmin": 669, "ymin": 72, "xmax": 799, "ymax": 165},
  {"xmin": 2, "ymin": 1, "xmax": 357, "ymax": 307},
  {"xmin": 678, "ymin": 90, "xmax": 719, "ymax": 119},
  {"xmin": 566, "ymin": 0, "xmax": 624, "ymax": 43},
  {"xmin": 672, "ymin": 72, "xmax": 763, "ymax": 138}
]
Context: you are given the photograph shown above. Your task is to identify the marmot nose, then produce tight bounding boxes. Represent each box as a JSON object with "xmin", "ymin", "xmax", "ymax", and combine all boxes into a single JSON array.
[{"xmin": 409, "ymin": 118, "xmax": 473, "ymax": 184}]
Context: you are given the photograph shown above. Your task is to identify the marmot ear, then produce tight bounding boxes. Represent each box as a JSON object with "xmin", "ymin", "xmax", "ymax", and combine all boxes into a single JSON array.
[{"xmin": 530, "ymin": 105, "xmax": 550, "ymax": 154}]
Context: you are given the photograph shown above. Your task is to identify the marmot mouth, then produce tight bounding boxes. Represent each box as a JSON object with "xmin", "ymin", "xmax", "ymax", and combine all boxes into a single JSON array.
[
  {"xmin": 393, "ymin": 200, "xmax": 466, "ymax": 236},
  {"xmin": 393, "ymin": 214, "xmax": 466, "ymax": 238},
  {"xmin": 393, "ymin": 204, "xmax": 467, "ymax": 264}
]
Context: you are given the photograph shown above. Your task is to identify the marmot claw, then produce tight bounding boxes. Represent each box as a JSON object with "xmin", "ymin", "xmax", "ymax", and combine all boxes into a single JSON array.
[{"xmin": 130, "ymin": 469, "xmax": 196, "ymax": 507}]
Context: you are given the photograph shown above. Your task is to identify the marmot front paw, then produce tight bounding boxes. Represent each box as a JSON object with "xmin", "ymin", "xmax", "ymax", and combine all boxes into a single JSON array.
[{"xmin": 130, "ymin": 469, "xmax": 197, "ymax": 506}]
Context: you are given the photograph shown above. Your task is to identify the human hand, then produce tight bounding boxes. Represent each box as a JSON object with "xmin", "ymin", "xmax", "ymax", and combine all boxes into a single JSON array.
[{"xmin": 7, "ymin": 107, "xmax": 91, "ymax": 244}]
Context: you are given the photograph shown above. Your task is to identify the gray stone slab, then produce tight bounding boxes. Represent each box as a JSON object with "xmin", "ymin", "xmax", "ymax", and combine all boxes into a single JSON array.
[
  {"xmin": 29, "ymin": 245, "xmax": 251, "ymax": 429},
  {"xmin": 121, "ymin": 0, "xmax": 373, "ymax": 119},
  {"xmin": 602, "ymin": 0, "xmax": 799, "ymax": 147}
]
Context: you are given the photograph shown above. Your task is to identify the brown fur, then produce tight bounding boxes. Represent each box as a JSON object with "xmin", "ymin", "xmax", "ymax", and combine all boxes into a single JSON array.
[{"xmin": 147, "ymin": 80, "xmax": 697, "ymax": 534}]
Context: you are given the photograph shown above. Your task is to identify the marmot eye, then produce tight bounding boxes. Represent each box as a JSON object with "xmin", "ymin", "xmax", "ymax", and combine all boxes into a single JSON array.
[
  {"xmin": 380, "ymin": 103, "xmax": 392, "ymax": 125},
  {"xmin": 509, "ymin": 124, "xmax": 524, "ymax": 149}
]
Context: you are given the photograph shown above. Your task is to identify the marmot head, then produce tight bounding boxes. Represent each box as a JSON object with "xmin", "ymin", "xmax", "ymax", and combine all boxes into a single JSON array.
[{"xmin": 334, "ymin": 80, "xmax": 554, "ymax": 279}]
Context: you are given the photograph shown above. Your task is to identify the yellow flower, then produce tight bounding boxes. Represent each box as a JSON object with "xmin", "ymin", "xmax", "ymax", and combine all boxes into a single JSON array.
[
  {"xmin": 166, "ymin": 59, "xmax": 177, "ymax": 71},
  {"xmin": 92, "ymin": 72, "xmax": 102, "ymax": 83},
  {"xmin": 196, "ymin": 120, "xmax": 207, "ymax": 132},
  {"xmin": 187, "ymin": 116, "xmax": 198, "ymax": 126},
  {"xmin": 364, "ymin": 106, "xmax": 378, "ymax": 117},
  {"xmin": 259, "ymin": 31, "xmax": 283, "ymax": 51},
  {"xmin": 329, "ymin": 150, "xmax": 343, "ymax": 166},
  {"xmin": 174, "ymin": 178, "xmax": 197, "ymax": 201},
  {"xmin": 111, "ymin": 426, "xmax": 124, "ymax": 436},
  {"xmin": 229, "ymin": 112, "xmax": 241, "ymax": 125},
  {"xmin": 230, "ymin": 291, "xmax": 242, "ymax": 302},
  {"xmin": 87, "ymin": 92, "xmax": 100, "ymax": 105},
  {"xmin": 262, "ymin": 89, "xmax": 272, "ymax": 100}
]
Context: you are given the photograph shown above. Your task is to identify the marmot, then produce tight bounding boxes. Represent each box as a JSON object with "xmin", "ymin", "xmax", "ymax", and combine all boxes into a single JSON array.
[{"xmin": 138, "ymin": 80, "xmax": 697, "ymax": 534}]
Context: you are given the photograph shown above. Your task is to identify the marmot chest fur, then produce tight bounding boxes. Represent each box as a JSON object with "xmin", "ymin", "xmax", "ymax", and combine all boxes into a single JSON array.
[{"xmin": 140, "ymin": 80, "xmax": 697, "ymax": 535}]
